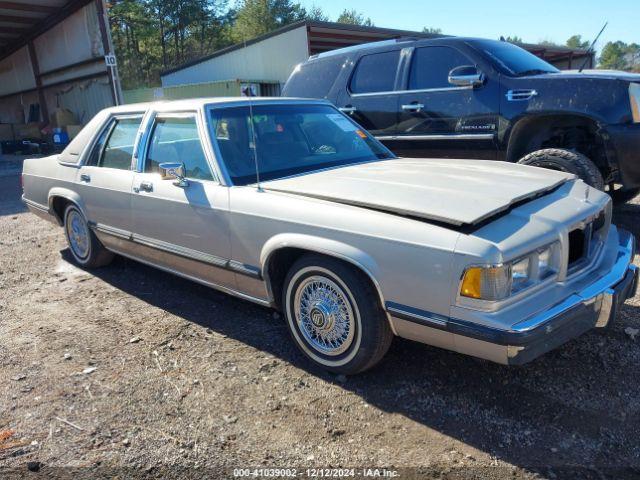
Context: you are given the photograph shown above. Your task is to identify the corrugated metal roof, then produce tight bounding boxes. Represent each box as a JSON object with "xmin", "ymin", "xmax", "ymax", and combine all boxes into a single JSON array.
[{"xmin": 0, "ymin": 0, "xmax": 94, "ymax": 61}]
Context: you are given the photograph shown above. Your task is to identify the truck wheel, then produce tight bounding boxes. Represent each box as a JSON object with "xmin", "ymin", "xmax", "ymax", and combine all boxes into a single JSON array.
[
  {"xmin": 517, "ymin": 148, "xmax": 604, "ymax": 191},
  {"xmin": 63, "ymin": 204, "xmax": 114, "ymax": 268},
  {"xmin": 608, "ymin": 186, "xmax": 640, "ymax": 205},
  {"xmin": 283, "ymin": 254, "xmax": 393, "ymax": 375}
]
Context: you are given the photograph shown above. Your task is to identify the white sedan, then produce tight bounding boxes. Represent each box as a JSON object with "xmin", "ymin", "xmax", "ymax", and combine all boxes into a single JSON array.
[{"xmin": 21, "ymin": 98, "xmax": 637, "ymax": 374}]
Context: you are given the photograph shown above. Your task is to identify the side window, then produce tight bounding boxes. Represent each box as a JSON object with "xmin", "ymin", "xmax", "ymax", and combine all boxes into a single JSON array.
[
  {"xmin": 349, "ymin": 50, "xmax": 400, "ymax": 94},
  {"xmin": 86, "ymin": 117, "xmax": 142, "ymax": 169},
  {"xmin": 408, "ymin": 46, "xmax": 473, "ymax": 90},
  {"xmin": 145, "ymin": 116, "xmax": 213, "ymax": 181}
]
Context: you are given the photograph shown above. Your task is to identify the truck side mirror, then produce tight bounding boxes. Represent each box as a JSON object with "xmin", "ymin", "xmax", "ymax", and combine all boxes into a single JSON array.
[{"xmin": 448, "ymin": 65, "xmax": 485, "ymax": 87}]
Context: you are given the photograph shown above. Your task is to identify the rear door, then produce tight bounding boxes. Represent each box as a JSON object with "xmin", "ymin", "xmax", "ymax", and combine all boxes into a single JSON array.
[
  {"xmin": 390, "ymin": 45, "xmax": 499, "ymax": 159},
  {"xmin": 76, "ymin": 115, "xmax": 143, "ymax": 234},
  {"xmin": 130, "ymin": 111, "xmax": 234, "ymax": 289},
  {"xmin": 336, "ymin": 49, "xmax": 402, "ymax": 137}
]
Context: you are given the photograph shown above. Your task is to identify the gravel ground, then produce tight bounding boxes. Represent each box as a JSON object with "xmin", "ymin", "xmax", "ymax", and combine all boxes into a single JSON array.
[{"xmin": 1, "ymin": 155, "xmax": 640, "ymax": 479}]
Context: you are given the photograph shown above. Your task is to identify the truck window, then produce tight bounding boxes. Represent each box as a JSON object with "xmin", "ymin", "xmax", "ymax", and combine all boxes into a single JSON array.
[
  {"xmin": 349, "ymin": 50, "xmax": 400, "ymax": 94},
  {"xmin": 408, "ymin": 46, "xmax": 472, "ymax": 90},
  {"xmin": 284, "ymin": 59, "xmax": 342, "ymax": 98}
]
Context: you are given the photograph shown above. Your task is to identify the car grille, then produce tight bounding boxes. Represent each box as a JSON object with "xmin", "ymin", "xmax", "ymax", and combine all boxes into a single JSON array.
[{"xmin": 567, "ymin": 210, "xmax": 607, "ymax": 271}]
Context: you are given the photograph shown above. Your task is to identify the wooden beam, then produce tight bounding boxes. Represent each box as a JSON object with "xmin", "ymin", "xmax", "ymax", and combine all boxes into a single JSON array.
[
  {"xmin": 0, "ymin": 14, "xmax": 41, "ymax": 24},
  {"xmin": 0, "ymin": 2, "xmax": 57, "ymax": 13},
  {"xmin": 27, "ymin": 40, "xmax": 48, "ymax": 123}
]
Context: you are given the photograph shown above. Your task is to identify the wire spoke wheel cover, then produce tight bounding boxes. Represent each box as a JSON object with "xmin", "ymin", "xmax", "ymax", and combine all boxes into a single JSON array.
[
  {"xmin": 294, "ymin": 275, "xmax": 356, "ymax": 356},
  {"xmin": 65, "ymin": 209, "xmax": 90, "ymax": 260}
]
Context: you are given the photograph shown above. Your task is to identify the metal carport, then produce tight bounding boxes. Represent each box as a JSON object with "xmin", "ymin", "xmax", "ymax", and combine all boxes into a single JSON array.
[{"xmin": 0, "ymin": 0, "xmax": 120, "ymax": 141}]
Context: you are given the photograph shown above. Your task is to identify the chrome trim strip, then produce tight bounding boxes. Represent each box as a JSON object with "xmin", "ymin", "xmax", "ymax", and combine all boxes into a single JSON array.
[
  {"xmin": 90, "ymin": 222, "xmax": 132, "ymax": 240},
  {"xmin": 107, "ymin": 246, "xmax": 272, "ymax": 307},
  {"xmin": 350, "ymin": 85, "xmax": 473, "ymax": 98},
  {"xmin": 22, "ymin": 197, "xmax": 50, "ymax": 213},
  {"xmin": 386, "ymin": 302, "xmax": 448, "ymax": 327},
  {"xmin": 228, "ymin": 260, "xmax": 262, "ymax": 279},
  {"xmin": 376, "ymin": 133, "xmax": 494, "ymax": 141},
  {"xmin": 90, "ymin": 222, "xmax": 261, "ymax": 278},
  {"xmin": 132, "ymin": 233, "xmax": 229, "ymax": 269}
]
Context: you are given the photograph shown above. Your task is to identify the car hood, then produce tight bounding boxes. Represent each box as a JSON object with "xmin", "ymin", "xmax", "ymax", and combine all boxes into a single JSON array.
[{"xmin": 261, "ymin": 158, "xmax": 574, "ymax": 227}]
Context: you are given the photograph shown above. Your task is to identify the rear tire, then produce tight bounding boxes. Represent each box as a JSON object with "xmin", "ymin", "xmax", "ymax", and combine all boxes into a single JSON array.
[
  {"xmin": 63, "ymin": 204, "xmax": 114, "ymax": 268},
  {"xmin": 517, "ymin": 148, "xmax": 604, "ymax": 190},
  {"xmin": 282, "ymin": 254, "xmax": 393, "ymax": 375}
]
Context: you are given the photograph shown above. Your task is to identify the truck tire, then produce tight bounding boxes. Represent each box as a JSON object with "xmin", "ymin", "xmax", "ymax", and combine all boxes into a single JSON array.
[
  {"xmin": 283, "ymin": 254, "xmax": 393, "ymax": 375},
  {"xmin": 517, "ymin": 148, "xmax": 604, "ymax": 191},
  {"xmin": 608, "ymin": 186, "xmax": 640, "ymax": 205}
]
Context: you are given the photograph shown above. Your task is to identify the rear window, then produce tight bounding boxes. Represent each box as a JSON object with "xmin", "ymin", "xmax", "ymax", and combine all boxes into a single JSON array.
[
  {"xmin": 349, "ymin": 50, "xmax": 400, "ymax": 94},
  {"xmin": 283, "ymin": 59, "xmax": 342, "ymax": 98}
]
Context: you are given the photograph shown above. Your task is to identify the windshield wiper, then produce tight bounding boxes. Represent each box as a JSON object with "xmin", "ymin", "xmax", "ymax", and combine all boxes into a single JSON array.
[{"xmin": 515, "ymin": 69, "xmax": 555, "ymax": 77}]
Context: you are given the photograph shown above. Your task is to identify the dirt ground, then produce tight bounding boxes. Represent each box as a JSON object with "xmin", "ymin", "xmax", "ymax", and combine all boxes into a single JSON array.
[{"xmin": 2, "ymin": 154, "xmax": 640, "ymax": 479}]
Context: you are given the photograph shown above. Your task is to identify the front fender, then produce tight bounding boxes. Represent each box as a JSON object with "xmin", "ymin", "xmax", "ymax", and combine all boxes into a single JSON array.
[{"xmin": 260, "ymin": 233, "xmax": 387, "ymax": 309}]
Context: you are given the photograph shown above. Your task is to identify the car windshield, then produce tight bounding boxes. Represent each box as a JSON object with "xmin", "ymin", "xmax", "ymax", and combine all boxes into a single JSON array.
[
  {"xmin": 470, "ymin": 39, "xmax": 560, "ymax": 76},
  {"xmin": 208, "ymin": 103, "xmax": 394, "ymax": 185}
]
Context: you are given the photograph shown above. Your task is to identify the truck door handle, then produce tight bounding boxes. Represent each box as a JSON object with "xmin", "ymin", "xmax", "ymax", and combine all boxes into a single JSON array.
[
  {"xmin": 135, "ymin": 181, "xmax": 153, "ymax": 193},
  {"xmin": 80, "ymin": 174, "xmax": 91, "ymax": 183},
  {"xmin": 401, "ymin": 103, "xmax": 425, "ymax": 112},
  {"xmin": 339, "ymin": 106, "xmax": 357, "ymax": 115}
]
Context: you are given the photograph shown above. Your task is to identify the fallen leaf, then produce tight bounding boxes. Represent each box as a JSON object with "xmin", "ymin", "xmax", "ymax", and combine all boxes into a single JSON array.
[{"xmin": 625, "ymin": 327, "xmax": 639, "ymax": 341}]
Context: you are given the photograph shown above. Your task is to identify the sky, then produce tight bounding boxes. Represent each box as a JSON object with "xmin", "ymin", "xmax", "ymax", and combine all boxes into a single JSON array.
[{"xmin": 297, "ymin": 0, "xmax": 638, "ymax": 53}]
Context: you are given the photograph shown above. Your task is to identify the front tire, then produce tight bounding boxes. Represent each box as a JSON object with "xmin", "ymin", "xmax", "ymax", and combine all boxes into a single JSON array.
[
  {"xmin": 283, "ymin": 255, "xmax": 392, "ymax": 375},
  {"xmin": 608, "ymin": 185, "xmax": 640, "ymax": 205},
  {"xmin": 517, "ymin": 148, "xmax": 604, "ymax": 190},
  {"xmin": 63, "ymin": 204, "xmax": 114, "ymax": 268}
]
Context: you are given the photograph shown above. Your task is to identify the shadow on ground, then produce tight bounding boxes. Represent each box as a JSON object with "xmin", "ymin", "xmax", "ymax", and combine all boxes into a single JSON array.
[{"xmin": 62, "ymin": 224, "xmax": 640, "ymax": 479}]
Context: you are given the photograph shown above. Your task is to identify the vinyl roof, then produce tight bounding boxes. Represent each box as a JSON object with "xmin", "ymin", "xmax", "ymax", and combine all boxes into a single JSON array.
[{"xmin": 0, "ymin": 0, "xmax": 93, "ymax": 61}]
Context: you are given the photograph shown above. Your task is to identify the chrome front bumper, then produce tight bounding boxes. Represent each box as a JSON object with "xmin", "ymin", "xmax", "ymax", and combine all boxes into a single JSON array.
[
  {"xmin": 506, "ymin": 228, "xmax": 637, "ymax": 364},
  {"xmin": 388, "ymin": 229, "xmax": 637, "ymax": 365}
]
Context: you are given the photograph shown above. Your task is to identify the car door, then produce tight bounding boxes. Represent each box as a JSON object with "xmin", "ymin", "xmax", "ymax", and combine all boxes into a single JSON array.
[
  {"xmin": 390, "ymin": 45, "xmax": 499, "ymax": 159},
  {"xmin": 75, "ymin": 114, "xmax": 143, "ymax": 238},
  {"xmin": 335, "ymin": 49, "xmax": 401, "ymax": 137},
  {"xmin": 130, "ymin": 111, "xmax": 234, "ymax": 290}
]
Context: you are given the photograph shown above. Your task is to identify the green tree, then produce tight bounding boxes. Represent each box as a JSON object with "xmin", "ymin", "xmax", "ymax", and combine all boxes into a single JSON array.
[
  {"xmin": 566, "ymin": 35, "xmax": 589, "ymax": 49},
  {"xmin": 503, "ymin": 35, "xmax": 522, "ymax": 44},
  {"xmin": 599, "ymin": 41, "xmax": 630, "ymax": 69},
  {"xmin": 422, "ymin": 26, "xmax": 442, "ymax": 35},
  {"xmin": 109, "ymin": 0, "xmax": 232, "ymax": 88},
  {"xmin": 598, "ymin": 41, "xmax": 640, "ymax": 71},
  {"xmin": 336, "ymin": 9, "xmax": 373, "ymax": 26},
  {"xmin": 231, "ymin": 0, "xmax": 306, "ymax": 41},
  {"xmin": 305, "ymin": 4, "xmax": 328, "ymax": 22}
]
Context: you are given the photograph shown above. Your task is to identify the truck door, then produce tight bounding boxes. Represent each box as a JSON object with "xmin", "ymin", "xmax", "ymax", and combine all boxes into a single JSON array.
[
  {"xmin": 390, "ymin": 45, "xmax": 499, "ymax": 159},
  {"xmin": 336, "ymin": 49, "xmax": 401, "ymax": 137}
]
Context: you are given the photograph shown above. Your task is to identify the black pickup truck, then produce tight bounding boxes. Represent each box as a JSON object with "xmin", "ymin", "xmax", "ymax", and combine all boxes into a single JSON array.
[{"xmin": 283, "ymin": 37, "xmax": 640, "ymax": 202}]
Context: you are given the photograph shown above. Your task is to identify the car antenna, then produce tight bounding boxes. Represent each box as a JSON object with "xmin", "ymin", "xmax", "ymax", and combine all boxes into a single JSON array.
[
  {"xmin": 578, "ymin": 21, "xmax": 608, "ymax": 73},
  {"xmin": 243, "ymin": 37, "xmax": 262, "ymax": 192}
]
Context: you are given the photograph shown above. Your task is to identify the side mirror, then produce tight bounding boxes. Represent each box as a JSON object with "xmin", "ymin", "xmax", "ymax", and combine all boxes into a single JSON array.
[
  {"xmin": 448, "ymin": 65, "xmax": 485, "ymax": 87},
  {"xmin": 159, "ymin": 162, "xmax": 189, "ymax": 187}
]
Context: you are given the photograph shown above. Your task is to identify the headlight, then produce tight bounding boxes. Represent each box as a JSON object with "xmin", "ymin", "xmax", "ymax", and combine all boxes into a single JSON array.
[
  {"xmin": 460, "ymin": 242, "xmax": 561, "ymax": 301},
  {"xmin": 630, "ymin": 83, "xmax": 640, "ymax": 123}
]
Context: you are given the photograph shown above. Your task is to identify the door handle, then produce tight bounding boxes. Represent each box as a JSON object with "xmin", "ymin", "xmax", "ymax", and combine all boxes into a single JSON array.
[
  {"xmin": 401, "ymin": 103, "xmax": 425, "ymax": 112},
  {"xmin": 339, "ymin": 106, "xmax": 357, "ymax": 115},
  {"xmin": 80, "ymin": 174, "xmax": 91, "ymax": 183},
  {"xmin": 136, "ymin": 181, "xmax": 153, "ymax": 193}
]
